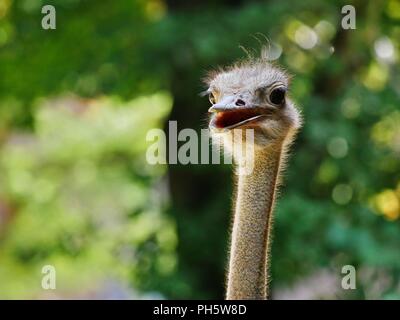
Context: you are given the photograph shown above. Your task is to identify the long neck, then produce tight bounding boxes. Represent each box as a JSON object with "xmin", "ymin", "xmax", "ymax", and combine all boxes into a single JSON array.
[{"xmin": 226, "ymin": 144, "xmax": 283, "ymax": 300}]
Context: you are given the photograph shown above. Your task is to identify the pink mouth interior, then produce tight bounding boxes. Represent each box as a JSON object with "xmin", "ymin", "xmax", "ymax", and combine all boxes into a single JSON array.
[{"xmin": 214, "ymin": 109, "xmax": 262, "ymax": 129}]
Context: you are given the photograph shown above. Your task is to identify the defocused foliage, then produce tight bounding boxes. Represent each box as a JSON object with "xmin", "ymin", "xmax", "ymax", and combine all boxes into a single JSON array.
[{"xmin": 0, "ymin": 0, "xmax": 399, "ymax": 299}]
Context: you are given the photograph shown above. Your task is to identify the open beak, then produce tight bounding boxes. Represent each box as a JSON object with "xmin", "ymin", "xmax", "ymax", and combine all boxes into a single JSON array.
[{"xmin": 208, "ymin": 97, "xmax": 270, "ymax": 131}]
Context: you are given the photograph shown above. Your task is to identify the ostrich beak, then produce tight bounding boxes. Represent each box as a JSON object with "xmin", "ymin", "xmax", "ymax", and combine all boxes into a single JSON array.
[
  {"xmin": 209, "ymin": 102, "xmax": 269, "ymax": 132},
  {"xmin": 208, "ymin": 95, "xmax": 239, "ymax": 113},
  {"xmin": 208, "ymin": 104, "xmax": 230, "ymax": 113}
]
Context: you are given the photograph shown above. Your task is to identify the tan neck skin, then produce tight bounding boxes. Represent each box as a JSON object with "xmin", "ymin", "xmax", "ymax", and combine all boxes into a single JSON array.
[{"xmin": 226, "ymin": 144, "xmax": 282, "ymax": 300}]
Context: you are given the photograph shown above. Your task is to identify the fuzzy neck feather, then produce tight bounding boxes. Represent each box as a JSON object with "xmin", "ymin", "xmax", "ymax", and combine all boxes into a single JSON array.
[{"xmin": 226, "ymin": 143, "xmax": 283, "ymax": 300}]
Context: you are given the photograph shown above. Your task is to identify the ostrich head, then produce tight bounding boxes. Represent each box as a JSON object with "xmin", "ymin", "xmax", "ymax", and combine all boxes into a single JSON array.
[{"xmin": 205, "ymin": 57, "xmax": 302, "ymax": 152}]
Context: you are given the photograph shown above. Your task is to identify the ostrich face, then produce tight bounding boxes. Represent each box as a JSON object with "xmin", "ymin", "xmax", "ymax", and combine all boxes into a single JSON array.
[{"xmin": 206, "ymin": 60, "xmax": 301, "ymax": 149}]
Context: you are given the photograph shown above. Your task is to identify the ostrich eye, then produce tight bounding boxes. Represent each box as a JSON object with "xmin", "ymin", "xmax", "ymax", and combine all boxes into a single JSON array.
[
  {"xmin": 209, "ymin": 92, "xmax": 216, "ymax": 105},
  {"xmin": 269, "ymin": 87, "xmax": 286, "ymax": 105}
]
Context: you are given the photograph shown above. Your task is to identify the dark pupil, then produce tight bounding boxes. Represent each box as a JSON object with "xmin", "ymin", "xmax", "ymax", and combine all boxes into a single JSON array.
[{"xmin": 270, "ymin": 88, "xmax": 286, "ymax": 105}]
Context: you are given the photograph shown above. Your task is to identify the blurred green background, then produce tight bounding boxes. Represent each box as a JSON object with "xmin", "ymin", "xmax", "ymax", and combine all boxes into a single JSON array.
[{"xmin": 0, "ymin": 0, "xmax": 399, "ymax": 299}]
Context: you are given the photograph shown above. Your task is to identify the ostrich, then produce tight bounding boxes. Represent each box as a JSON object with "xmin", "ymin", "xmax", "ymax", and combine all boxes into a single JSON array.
[{"xmin": 205, "ymin": 52, "xmax": 302, "ymax": 300}]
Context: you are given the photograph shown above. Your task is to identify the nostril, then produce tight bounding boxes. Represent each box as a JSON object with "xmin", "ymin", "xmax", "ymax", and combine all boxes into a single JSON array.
[{"xmin": 235, "ymin": 99, "xmax": 246, "ymax": 106}]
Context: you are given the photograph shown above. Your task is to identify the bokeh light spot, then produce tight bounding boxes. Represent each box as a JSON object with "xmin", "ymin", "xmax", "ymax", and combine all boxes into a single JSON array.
[
  {"xmin": 314, "ymin": 20, "xmax": 336, "ymax": 42},
  {"xmin": 317, "ymin": 160, "xmax": 339, "ymax": 184},
  {"xmin": 145, "ymin": 0, "xmax": 167, "ymax": 22},
  {"xmin": 386, "ymin": 0, "xmax": 400, "ymax": 19},
  {"xmin": 266, "ymin": 43, "xmax": 283, "ymax": 61},
  {"xmin": 371, "ymin": 111, "xmax": 400, "ymax": 153},
  {"xmin": 374, "ymin": 189, "xmax": 400, "ymax": 220},
  {"xmin": 295, "ymin": 25, "xmax": 318, "ymax": 50},
  {"xmin": 374, "ymin": 36, "xmax": 396, "ymax": 64},
  {"xmin": 332, "ymin": 184, "xmax": 353, "ymax": 205},
  {"xmin": 327, "ymin": 137, "xmax": 348, "ymax": 159},
  {"xmin": 341, "ymin": 98, "xmax": 361, "ymax": 119},
  {"xmin": 361, "ymin": 62, "xmax": 389, "ymax": 91}
]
